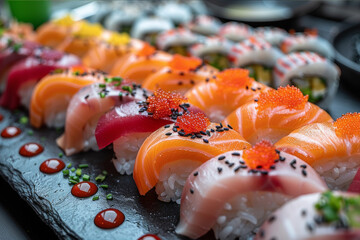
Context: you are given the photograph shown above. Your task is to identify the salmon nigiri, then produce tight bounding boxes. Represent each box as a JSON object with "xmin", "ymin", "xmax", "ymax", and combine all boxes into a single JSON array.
[
  {"xmin": 275, "ymin": 112, "xmax": 360, "ymax": 191},
  {"xmin": 185, "ymin": 68, "xmax": 270, "ymax": 122},
  {"xmin": 142, "ymin": 54, "xmax": 218, "ymax": 94},
  {"xmin": 110, "ymin": 42, "xmax": 172, "ymax": 84},
  {"xmin": 133, "ymin": 112, "xmax": 251, "ymax": 203},
  {"xmin": 176, "ymin": 141, "xmax": 327, "ymax": 240},
  {"xmin": 223, "ymin": 85, "xmax": 333, "ymax": 145},
  {"xmin": 57, "ymin": 80, "xmax": 149, "ymax": 156},
  {"xmin": 30, "ymin": 66, "xmax": 105, "ymax": 128}
]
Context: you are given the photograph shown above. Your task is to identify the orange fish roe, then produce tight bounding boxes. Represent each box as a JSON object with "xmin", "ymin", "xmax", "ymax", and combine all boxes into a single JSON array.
[
  {"xmin": 216, "ymin": 68, "xmax": 252, "ymax": 88},
  {"xmin": 334, "ymin": 112, "xmax": 360, "ymax": 138},
  {"xmin": 243, "ymin": 140, "xmax": 279, "ymax": 170},
  {"xmin": 169, "ymin": 54, "xmax": 202, "ymax": 72},
  {"xmin": 70, "ymin": 65, "xmax": 86, "ymax": 75},
  {"xmin": 137, "ymin": 43, "xmax": 156, "ymax": 57},
  {"xmin": 146, "ymin": 89, "xmax": 186, "ymax": 119},
  {"xmin": 257, "ymin": 85, "xmax": 308, "ymax": 111},
  {"xmin": 175, "ymin": 112, "xmax": 210, "ymax": 135}
]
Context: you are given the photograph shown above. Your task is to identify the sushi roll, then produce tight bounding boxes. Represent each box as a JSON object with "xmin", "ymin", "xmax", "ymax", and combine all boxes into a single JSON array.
[
  {"xmin": 190, "ymin": 36, "xmax": 233, "ymax": 70},
  {"xmin": 156, "ymin": 28, "xmax": 200, "ymax": 56},
  {"xmin": 280, "ymin": 32, "xmax": 335, "ymax": 59},
  {"xmin": 253, "ymin": 26, "xmax": 288, "ymax": 47},
  {"xmin": 186, "ymin": 15, "xmax": 222, "ymax": 36},
  {"xmin": 256, "ymin": 191, "xmax": 360, "ymax": 240},
  {"xmin": 176, "ymin": 141, "xmax": 328, "ymax": 240},
  {"xmin": 110, "ymin": 42, "xmax": 172, "ymax": 84},
  {"xmin": 219, "ymin": 22, "xmax": 253, "ymax": 43},
  {"xmin": 57, "ymin": 79, "xmax": 149, "ymax": 156},
  {"xmin": 131, "ymin": 17, "xmax": 174, "ymax": 46},
  {"xmin": 223, "ymin": 86, "xmax": 333, "ymax": 145},
  {"xmin": 275, "ymin": 112, "xmax": 360, "ymax": 191},
  {"xmin": 29, "ymin": 66, "xmax": 105, "ymax": 128},
  {"xmin": 104, "ymin": 4, "xmax": 143, "ymax": 34},
  {"xmin": 133, "ymin": 112, "xmax": 251, "ymax": 203},
  {"xmin": 229, "ymin": 37, "xmax": 283, "ymax": 86},
  {"xmin": 273, "ymin": 51, "xmax": 340, "ymax": 109},
  {"xmin": 142, "ymin": 54, "xmax": 218, "ymax": 94},
  {"xmin": 185, "ymin": 68, "xmax": 271, "ymax": 122},
  {"xmin": 155, "ymin": 2, "xmax": 192, "ymax": 27},
  {"xmin": 95, "ymin": 89, "xmax": 202, "ymax": 175},
  {"xmin": 82, "ymin": 32, "xmax": 144, "ymax": 72},
  {"xmin": 0, "ymin": 48, "xmax": 80, "ymax": 110}
]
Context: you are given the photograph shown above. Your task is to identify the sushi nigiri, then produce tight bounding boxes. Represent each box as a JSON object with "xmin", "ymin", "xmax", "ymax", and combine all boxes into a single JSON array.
[
  {"xmin": 57, "ymin": 79, "xmax": 149, "ymax": 156},
  {"xmin": 185, "ymin": 68, "xmax": 270, "ymax": 122},
  {"xmin": 253, "ymin": 26, "xmax": 288, "ymax": 47},
  {"xmin": 133, "ymin": 112, "xmax": 251, "ymax": 203},
  {"xmin": 0, "ymin": 49, "xmax": 80, "ymax": 109},
  {"xmin": 30, "ymin": 66, "xmax": 105, "ymax": 128},
  {"xmin": 95, "ymin": 89, "xmax": 202, "ymax": 175},
  {"xmin": 104, "ymin": 4, "xmax": 143, "ymax": 34},
  {"xmin": 155, "ymin": 2, "xmax": 192, "ymax": 27},
  {"xmin": 110, "ymin": 43, "xmax": 172, "ymax": 84},
  {"xmin": 223, "ymin": 86, "xmax": 333, "ymax": 145},
  {"xmin": 219, "ymin": 22, "xmax": 253, "ymax": 43},
  {"xmin": 186, "ymin": 15, "xmax": 222, "ymax": 36},
  {"xmin": 142, "ymin": 54, "xmax": 218, "ymax": 94},
  {"xmin": 275, "ymin": 112, "xmax": 360, "ymax": 191},
  {"xmin": 256, "ymin": 191, "xmax": 360, "ymax": 240},
  {"xmin": 176, "ymin": 141, "xmax": 328, "ymax": 240}
]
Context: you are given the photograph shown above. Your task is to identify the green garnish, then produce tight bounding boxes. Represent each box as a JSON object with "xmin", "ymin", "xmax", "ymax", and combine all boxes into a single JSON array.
[
  {"xmin": 69, "ymin": 179, "xmax": 78, "ymax": 185},
  {"xmin": 99, "ymin": 83, "xmax": 106, "ymax": 88},
  {"xmin": 19, "ymin": 116, "xmax": 28, "ymax": 124},
  {"xmin": 67, "ymin": 163, "xmax": 72, "ymax": 168},
  {"xmin": 100, "ymin": 184, "xmax": 108, "ymax": 189},
  {"xmin": 102, "ymin": 170, "xmax": 108, "ymax": 176},
  {"xmin": 73, "ymin": 71, "xmax": 80, "ymax": 76},
  {"xmin": 12, "ymin": 43, "xmax": 22, "ymax": 53},
  {"xmin": 70, "ymin": 167, "xmax": 76, "ymax": 172},
  {"xmin": 27, "ymin": 130, "xmax": 34, "ymax": 136},
  {"xmin": 95, "ymin": 174, "xmax": 106, "ymax": 182},
  {"xmin": 58, "ymin": 153, "xmax": 63, "ymax": 158},
  {"xmin": 114, "ymin": 82, "xmax": 121, "ymax": 87},
  {"xmin": 62, "ymin": 169, "xmax": 69, "ymax": 176},
  {"xmin": 75, "ymin": 168, "xmax": 82, "ymax": 177},
  {"xmin": 79, "ymin": 164, "xmax": 88, "ymax": 168},
  {"xmin": 106, "ymin": 194, "xmax": 113, "ymax": 200},
  {"xmin": 104, "ymin": 77, "xmax": 112, "ymax": 83},
  {"xmin": 99, "ymin": 92, "xmax": 106, "ymax": 98},
  {"xmin": 92, "ymin": 196, "xmax": 99, "ymax": 201},
  {"xmin": 82, "ymin": 174, "xmax": 90, "ymax": 181},
  {"xmin": 52, "ymin": 69, "xmax": 64, "ymax": 74},
  {"xmin": 70, "ymin": 175, "xmax": 79, "ymax": 182},
  {"xmin": 122, "ymin": 85, "xmax": 132, "ymax": 93},
  {"xmin": 0, "ymin": 28, "xmax": 4, "ymax": 36}
]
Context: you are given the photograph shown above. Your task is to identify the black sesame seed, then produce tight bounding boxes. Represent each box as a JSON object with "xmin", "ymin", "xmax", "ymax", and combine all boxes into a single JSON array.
[
  {"xmin": 239, "ymin": 161, "xmax": 245, "ymax": 164},
  {"xmin": 191, "ymin": 135, "xmax": 196, "ymax": 139},
  {"xmin": 206, "ymin": 130, "xmax": 210, "ymax": 136},
  {"xmin": 210, "ymin": 129, "xmax": 215, "ymax": 132},
  {"xmin": 259, "ymin": 229, "xmax": 265, "ymax": 237},
  {"xmin": 219, "ymin": 123, "xmax": 223, "ymax": 128},
  {"xmin": 231, "ymin": 152, "xmax": 240, "ymax": 156},
  {"xmin": 223, "ymin": 127, "xmax": 229, "ymax": 131},
  {"xmin": 234, "ymin": 166, "xmax": 241, "ymax": 172},
  {"xmin": 261, "ymin": 170, "xmax": 268, "ymax": 175},
  {"xmin": 190, "ymin": 189, "xmax": 194, "ymax": 194},
  {"xmin": 301, "ymin": 209, "xmax": 307, "ymax": 216},
  {"xmin": 218, "ymin": 156, "xmax": 226, "ymax": 160},
  {"xmin": 225, "ymin": 160, "xmax": 230, "ymax": 165},
  {"xmin": 256, "ymin": 165, "xmax": 262, "ymax": 169},
  {"xmin": 240, "ymin": 165, "xmax": 247, "ymax": 169},
  {"xmin": 217, "ymin": 167, "xmax": 222, "ymax": 173},
  {"xmin": 228, "ymin": 163, "xmax": 234, "ymax": 168},
  {"xmin": 173, "ymin": 127, "xmax": 178, "ymax": 132},
  {"xmin": 279, "ymin": 156, "xmax": 286, "ymax": 162},
  {"xmin": 300, "ymin": 164, "xmax": 307, "ymax": 169},
  {"xmin": 178, "ymin": 131, "xmax": 185, "ymax": 136},
  {"xmin": 203, "ymin": 139, "xmax": 209, "ymax": 143},
  {"xmin": 302, "ymin": 169, "xmax": 307, "ymax": 177},
  {"xmin": 306, "ymin": 223, "xmax": 314, "ymax": 232},
  {"xmin": 165, "ymin": 132, "xmax": 172, "ymax": 136},
  {"xmin": 84, "ymin": 95, "xmax": 89, "ymax": 100},
  {"xmin": 270, "ymin": 165, "xmax": 276, "ymax": 170},
  {"xmin": 275, "ymin": 149, "xmax": 280, "ymax": 154},
  {"xmin": 216, "ymin": 125, "xmax": 221, "ymax": 129},
  {"xmin": 249, "ymin": 169, "xmax": 258, "ymax": 174},
  {"xmin": 246, "ymin": 86, "xmax": 249, "ymax": 90},
  {"xmin": 178, "ymin": 81, "xmax": 183, "ymax": 85},
  {"xmin": 254, "ymin": 99, "xmax": 258, "ymax": 102},
  {"xmin": 193, "ymin": 172, "xmax": 198, "ymax": 177},
  {"xmin": 227, "ymin": 124, "xmax": 233, "ymax": 129},
  {"xmin": 268, "ymin": 215, "xmax": 276, "ymax": 223},
  {"xmin": 164, "ymin": 125, "xmax": 170, "ymax": 128},
  {"xmin": 205, "ymin": 78, "xmax": 209, "ymax": 82},
  {"xmin": 251, "ymin": 87, "xmax": 256, "ymax": 91},
  {"xmin": 200, "ymin": 131, "xmax": 206, "ymax": 135},
  {"xmin": 216, "ymin": 129, "xmax": 224, "ymax": 132}
]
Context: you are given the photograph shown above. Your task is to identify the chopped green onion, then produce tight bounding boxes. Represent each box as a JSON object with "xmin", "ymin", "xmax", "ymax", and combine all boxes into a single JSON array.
[
  {"xmin": 114, "ymin": 82, "xmax": 121, "ymax": 87},
  {"xmin": 99, "ymin": 83, "xmax": 106, "ymax": 88},
  {"xmin": 69, "ymin": 179, "xmax": 78, "ymax": 185},
  {"xmin": 99, "ymin": 92, "xmax": 106, "ymax": 98},
  {"xmin": 70, "ymin": 175, "xmax": 79, "ymax": 182},
  {"xmin": 67, "ymin": 163, "xmax": 72, "ymax": 168},
  {"xmin": 79, "ymin": 164, "xmax": 88, "ymax": 168},
  {"xmin": 58, "ymin": 152, "xmax": 63, "ymax": 158},
  {"xmin": 106, "ymin": 194, "xmax": 113, "ymax": 200},
  {"xmin": 105, "ymin": 77, "xmax": 112, "ymax": 83},
  {"xmin": 19, "ymin": 116, "xmax": 28, "ymax": 124},
  {"xmin": 52, "ymin": 69, "xmax": 63, "ymax": 74},
  {"xmin": 62, "ymin": 169, "xmax": 69, "ymax": 176},
  {"xmin": 27, "ymin": 130, "xmax": 33, "ymax": 136},
  {"xmin": 12, "ymin": 43, "xmax": 22, "ymax": 53},
  {"xmin": 73, "ymin": 71, "xmax": 80, "ymax": 76},
  {"xmin": 75, "ymin": 168, "xmax": 82, "ymax": 177},
  {"xmin": 82, "ymin": 174, "xmax": 90, "ymax": 181},
  {"xmin": 70, "ymin": 167, "xmax": 76, "ymax": 172},
  {"xmin": 92, "ymin": 196, "xmax": 99, "ymax": 201},
  {"xmin": 112, "ymin": 77, "xmax": 123, "ymax": 82},
  {"xmin": 102, "ymin": 170, "xmax": 108, "ymax": 176},
  {"xmin": 122, "ymin": 85, "xmax": 132, "ymax": 93},
  {"xmin": 95, "ymin": 174, "xmax": 106, "ymax": 182},
  {"xmin": 100, "ymin": 184, "xmax": 108, "ymax": 189}
]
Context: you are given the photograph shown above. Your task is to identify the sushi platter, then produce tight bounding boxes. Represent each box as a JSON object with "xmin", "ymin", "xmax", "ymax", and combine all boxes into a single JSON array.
[{"xmin": 1, "ymin": 1, "xmax": 360, "ymax": 240}]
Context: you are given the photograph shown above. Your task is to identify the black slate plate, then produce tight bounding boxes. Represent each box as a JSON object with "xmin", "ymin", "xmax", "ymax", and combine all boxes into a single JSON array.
[{"xmin": 0, "ymin": 107, "xmax": 214, "ymax": 240}]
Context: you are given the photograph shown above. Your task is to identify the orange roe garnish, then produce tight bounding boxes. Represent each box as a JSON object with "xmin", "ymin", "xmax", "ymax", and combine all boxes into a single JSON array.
[
  {"xmin": 257, "ymin": 85, "xmax": 308, "ymax": 111},
  {"xmin": 334, "ymin": 113, "xmax": 360, "ymax": 138},
  {"xmin": 169, "ymin": 54, "xmax": 202, "ymax": 72},
  {"xmin": 216, "ymin": 68, "xmax": 252, "ymax": 88},
  {"xmin": 137, "ymin": 43, "xmax": 156, "ymax": 57},
  {"xmin": 243, "ymin": 140, "xmax": 279, "ymax": 170},
  {"xmin": 175, "ymin": 112, "xmax": 210, "ymax": 135},
  {"xmin": 305, "ymin": 28, "xmax": 318, "ymax": 36},
  {"xmin": 146, "ymin": 89, "xmax": 186, "ymax": 119},
  {"xmin": 70, "ymin": 65, "xmax": 86, "ymax": 75}
]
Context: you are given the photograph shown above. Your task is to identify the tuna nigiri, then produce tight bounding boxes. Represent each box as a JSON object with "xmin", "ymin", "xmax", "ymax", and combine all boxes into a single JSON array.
[
  {"xmin": 142, "ymin": 54, "xmax": 218, "ymax": 94},
  {"xmin": 30, "ymin": 66, "xmax": 105, "ymax": 128},
  {"xmin": 133, "ymin": 112, "xmax": 251, "ymax": 203},
  {"xmin": 275, "ymin": 112, "xmax": 360, "ymax": 191},
  {"xmin": 223, "ymin": 86, "xmax": 333, "ymax": 145},
  {"xmin": 185, "ymin": 68, "xmax": 270, "ymax": 122},
  {"xmin": 176, "ymin": 141, "xmax": 328, "ymax": 240}
]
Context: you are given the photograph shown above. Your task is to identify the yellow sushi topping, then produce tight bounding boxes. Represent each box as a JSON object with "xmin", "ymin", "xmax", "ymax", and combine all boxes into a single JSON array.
[
  {"xmin": 73, "ymin": 22, "xmax": 103, "ymax": 38},
  {"xmin": 106, "ymin": 32, "xmax": 130, "ymax": 46},
  {"xmin": 53, "ymin": 15, "xmax": 75, "ymax": 26},
  {"xmin": 334, "ymin": 112, "xmax": 360, "ymax": 138}
]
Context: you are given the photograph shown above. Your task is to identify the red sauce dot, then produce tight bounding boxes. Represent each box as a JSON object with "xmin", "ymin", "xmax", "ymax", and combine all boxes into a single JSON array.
[
  {"xmin": 19, "ymin": 143, "xmax": 44, "ymax": 157},
  {"xmin": 169, "ymin": 54, "xmax": 202, "ymax": 72},
  {"xmin": 138, "ymin": 234, "xmax": 162, "ymax": 240},
  {"xmin": 334, "ymin": 112, "xmax": 360, "ymax": 138},
  {"xmin": 71, "ymin": 181, "xmax": 98, "ymax": 198},
  {"xmin": 175, "ymin": 112, "xmax": 210, "ymax": 134},
  {"xmin": 39, "ymin": 158, "xmax": 65, "ymax": 174},
  {"xmin": 0, "ymin": 114, "xmax": 3, "ymax": 121},
  {"xmin": 94, "ymin": 208, "xmax": 125, "ymax": 229},
  {"xmin": 243, "ymin": 140, "xmax": 279, "ymax": 170},
  {"xmin": 1, "ymin": 126, "xmax": 21, "ymax": 138}
]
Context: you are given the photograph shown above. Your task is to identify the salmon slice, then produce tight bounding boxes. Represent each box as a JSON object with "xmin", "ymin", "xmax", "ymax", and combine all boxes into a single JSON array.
[
  {"xmin": 186, "ymin": 68, "xmax": 270, "ymax": 122},
  {"xmin": 176, "ymin": 141, "xmax": 327, "ymax": 240},
  {"xmin": 110, "ymin": 43, "xmax": 172, "ymax": 84},
  {"xmin": 275, "ymin": 112, "xmax": 360, "ymax": 190},
  {"xmin": 30, "ymin": 66, "xmax": 104, "ymax": 128},
  {"xmin": 223, "ymin": 86, "xmax": 332, "ymax": 145}
]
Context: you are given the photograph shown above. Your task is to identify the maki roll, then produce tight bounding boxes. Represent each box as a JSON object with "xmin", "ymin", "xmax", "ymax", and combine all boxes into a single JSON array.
[
  {"xmin": 223, "ymin": 86, "xmax": 333, "ymax": 145},
  {"xmin": 190, "ymin": 36, "xmax": 233, "ymax": 70},
  {"xmin": 186, "ymin": 15, "xmax": 222, "ymax": 36},
  {"xmin": 219, "ymin": 22, "xmax": 253, "ymax": 43},
  {"xmin": 142, "ymin": 54, "xmax": 218, "ymax": 94},
  {"xmin": 156, "ymin": 28, "xmax": 199, "ymax": 56},
  {"xmin": 256, "ymin": 191, "xmax": 360, "ymax": 240},
  {"xmin": 273, "ymin": 51, "xmax": 340, "ymax": 109},
  {"xmin": 57, "ymin": 80, "xmax": 149, "ymax": 156},
  {"xmin": 253, "ymin": 26, "xmax": 288, "ymax": 47},
  {"xmin": 275, "ymin": 112, "xmax": 360, "ymax": 191},
  {"xmin": 0, "ymin": 48, "xmax": 80, "ymax": 110},
  {"xmin": 176, "ymin": 141, "xmax": 327, "ymax": 240},
  {"xmin": 131, "ymin": 17, "xmax": 174, "ymax": 46},
  {"xmin": 185, "ymin": 68, "xmax": 270, "ymax": 122},
  {"xmin": 280, "ymin": 32, "xmax": 335, "ymax": 59},
  {"xmin": 229, "ymin": 37, "xmax": 283, "ymax": 86},
  {"xmin": 110, "ymin": 43, "xmax": 172, "ymax": 84},
  {"xmin": 155, "ymin": 2, "xmax": 192, "ymax": 27},
  {"xmin": 104, "ymin": 5, "xmax": 143, "ymax": 34},
  {"xmin": 29, "ymin": 66, "xmax": 104, "ymax": 128},
  {"xmin": 133, "ymin": 112, "xmax": 251, "ymax": 203}
]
